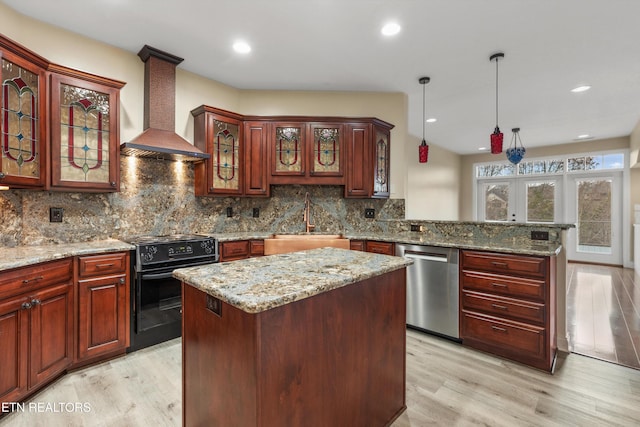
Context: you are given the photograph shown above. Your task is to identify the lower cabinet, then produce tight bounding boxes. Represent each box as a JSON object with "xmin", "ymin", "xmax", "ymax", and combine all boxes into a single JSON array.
[
  {"xmin": 220, "ymin": 240, "xmax": 264, "ymax": 261},
  {"xmin": 460, "ymin": 250, "xmax": 556, "ymax": 372},
  {"xmin": 76, "ymin": 252, "xmax": 130, "ymax": 364},
  {"xmin": 0, "ymin": 259, "xmax": 73, "ymax": 405},
  {"xmin": 365, "ymin": 240, "xmax": 395, "ymax": 256}
]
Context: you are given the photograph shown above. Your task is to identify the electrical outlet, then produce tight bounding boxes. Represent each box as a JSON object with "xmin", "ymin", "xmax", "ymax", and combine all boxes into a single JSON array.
[
  {"xmin": 364, "ymin": 208, "xmax": 375, "ymax": 219},
  {"xmin": 410, "ymin": 224, "xmax": 424, "ymax": 232},
  {"xmin": 226, "ymin": 207, "xmax": 233, "ymax": 218},
  {"xmin": 253, "ymin": 208, "xmax": 260, "ymax": 218},
  {"xmin": 49, "ymin": 207, "xmax": 63, "ymax": 223},
  {"xmin": 531, "ymin": 230, "xmax": 549, "ymax": 241}
]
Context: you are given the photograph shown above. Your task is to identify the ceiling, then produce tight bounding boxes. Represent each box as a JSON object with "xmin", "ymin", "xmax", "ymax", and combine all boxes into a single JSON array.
[{"xmin": 4, "ymin": 0, "xmax": 640, "ymax": 155}]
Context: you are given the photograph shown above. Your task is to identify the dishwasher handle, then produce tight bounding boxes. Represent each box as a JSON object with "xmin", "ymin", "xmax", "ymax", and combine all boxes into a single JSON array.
[{"xmin": 403, "ymin": 250, "xmax": 449, "ymax": 263}]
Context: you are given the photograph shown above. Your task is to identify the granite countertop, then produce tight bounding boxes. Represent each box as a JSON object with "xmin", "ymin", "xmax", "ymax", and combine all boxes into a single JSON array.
[
  {"xmin": 0, "ymin": 239, "xmax": 135, "ymax": 272},
  {"xmin": 173, "ymin": 247, "xmax": 412, "ymax": 314},
  {"xmin": 212, "ymin": 231, "xmax": 562, "ymax": 256}
]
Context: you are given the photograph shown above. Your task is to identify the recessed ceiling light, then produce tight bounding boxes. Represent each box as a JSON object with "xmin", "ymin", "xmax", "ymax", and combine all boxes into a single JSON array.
[
  {"xmin": 426, "ymin": 118, "xmax": 437, "ymax": 123},
  {"xmin": 381, "ymin": 22, "xmax": 401, "ymax": 36},
  {"xmin": 478, "ymin": 147, "xmax": 488, "ymax": 151},
  {"xmin": 576, "ymin": 134, "xmax": 592, "ymax": 139},
  {"xmin": 571, "ymin": 85, "xmax": 591, "ymax": 93},
  {"xmin": 233, "ymin": 41, "xmax": 251, "ymax": 54}
]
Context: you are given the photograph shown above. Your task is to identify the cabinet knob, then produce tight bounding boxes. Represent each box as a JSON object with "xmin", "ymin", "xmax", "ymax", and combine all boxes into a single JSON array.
[
  {"xmin": 21, "ymin": 302, "xmax": 32, "ymax": 310},
  {"xmin": 110, "ymin": 181, "xmax": 116, "ymax": 187},
  {"xmin": 119, "ymin": 277, "xmax": 126, "ymax": 284},
  {"xmin": 31, "ymin": 298, "xmax": 41, "ymax": 306},
  {"xmin": 0, "ymin": 172, "xmax": 5, "ymax": 179}
]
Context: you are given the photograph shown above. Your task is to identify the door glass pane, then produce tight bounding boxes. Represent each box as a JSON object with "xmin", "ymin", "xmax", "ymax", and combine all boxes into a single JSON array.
[
  {"xmin": 484, "ymin": 184, "xmax": 509, "ymax": 221},
  {"xmin": 527, "ymin": 182, "xmax": 555, "ymax": 223},
  {"xmin": 577, "ymin": 179, "xmax": 612, "ymax": 254}
]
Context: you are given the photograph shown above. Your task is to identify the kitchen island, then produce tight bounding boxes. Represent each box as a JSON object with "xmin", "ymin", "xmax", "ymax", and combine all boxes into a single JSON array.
[{"xmin": 173, "ymin": 247, "xmax": 412, "ymax": 427}]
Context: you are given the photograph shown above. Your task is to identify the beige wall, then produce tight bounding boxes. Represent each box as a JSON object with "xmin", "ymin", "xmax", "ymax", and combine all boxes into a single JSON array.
[{"xmin": 405, "ymin": 139, "xmax": 461, "ymax": 220}]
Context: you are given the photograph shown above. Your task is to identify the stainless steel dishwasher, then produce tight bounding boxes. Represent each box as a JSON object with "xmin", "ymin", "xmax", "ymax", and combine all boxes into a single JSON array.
[{"xmin": 396, "ymin": 244, "xmax": 460, "ymax": 340}]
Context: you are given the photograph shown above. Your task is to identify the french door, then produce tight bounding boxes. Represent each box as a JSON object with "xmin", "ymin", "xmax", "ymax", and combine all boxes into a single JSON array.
[
  {"xmin": 565, "ymin": 173, "xmax": 622, "ymax": 265},
  {"xmin": 477, "ymin": 178, "xmax": 561, "ymax": 223}
]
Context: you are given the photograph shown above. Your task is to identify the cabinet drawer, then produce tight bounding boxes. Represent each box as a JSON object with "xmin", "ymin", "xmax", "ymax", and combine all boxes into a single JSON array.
[
  {"xmin": 221, "ymin": 241, "xmax": 250, "ymax": 261},
  {"xmin": 461, "ymin": 270, "xmax": 545, "ymax": 301},
  {"xmin": 349, "ymin": 240, "xmax": 365, "ymax": 251},
  {"xmin": 461, "ymin": 251, "xmax": 547, "ymax": 278},
  {"xmin": 365, "ymin": 241, "xmax": 395, "ymax": 256},
  {"xmin": 250, "ymin": 240, "xmax": 264, "ymax": 257},
  {"xmin": 461, "ymin": 311, "xmax": 546, "ymax": 359},
  {"xmin": 79, "ymin": 253, "xmax": 128, "ymax": 278},
  {"xmin": 0, "ymin": 259, "xmax": 73, "ymax": 299},
  {"xmin": 462, "ymin": 290, "xmax": 545, "ymax": 324}
]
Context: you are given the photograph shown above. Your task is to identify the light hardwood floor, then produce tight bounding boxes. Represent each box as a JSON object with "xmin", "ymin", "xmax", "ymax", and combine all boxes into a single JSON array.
[
  {"xmin": 2, "ymin": 330, "xmax": 640, "ymax": 426},
  {"xmin": 566, "ymin": 263, "xmax": 640, "ymax": 369}
]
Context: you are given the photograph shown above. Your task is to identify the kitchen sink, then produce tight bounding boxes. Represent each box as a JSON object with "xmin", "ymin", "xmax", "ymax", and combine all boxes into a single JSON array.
[{"xmin": 264, "ymin": 234, "xmax": 350, "ymax": 255}]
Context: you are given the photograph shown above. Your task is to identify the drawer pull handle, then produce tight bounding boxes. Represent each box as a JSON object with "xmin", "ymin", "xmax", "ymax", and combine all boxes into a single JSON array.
[
  {"xmin": 491, "ymin": 303, "xmax": 508, "ymax": 311},
  {"xmin": 491, "ymin": 325, "xmax": 507, "ymax": 333},
  {"xmin": 22, "ymin": 276, "xmax": 44, "ymax": 285},
  {"xmin": 491, "ymin": 261, "xmax": 509, "ymax": 268},
  {"xmin": 96, "ymin": 263, "xmax": 115, "ymax": 269},
  {"xmin": 491, "ymin": 282, "xmax": 507, "ymax": 288}
]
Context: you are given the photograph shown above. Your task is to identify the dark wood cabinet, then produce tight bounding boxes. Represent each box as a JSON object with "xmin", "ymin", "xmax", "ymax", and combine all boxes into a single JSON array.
[
  {"xmin": 349, "ymin": 240, "xmax": 365, "ymax": 251},
  {"xmin": 192, "ymin": 106, "xmax": 244, "ymax": 196},
  {"xmin": 345, "ymin": 123, "xmax": 371, "ymax": 197},
  {"xmin": 220, "ymin": 240, "xmax": 265, "ymax": 261},
  {"xmin": 76, "ymin": 252, "xmax": 130, "ymax": 364},
  {"xmin": 365, "ymin": 240, "xmax": 395, "ymax": 256},
  {"xmin": 460, "ymin": 250, "xmax": 557, "ymax": 372},
  {"xmin": 193, "ymin": 105, "xmax": 394, "ymax": 198},
  {"xmin": 48, "ymin": 65, "xmax": 124, "ymax": 192},
  {"xmin": 271, "ymin": 123, "xmax": 306, "ymax": 177},
  {"xmin": 0, "ymin": 35, "xmax": 124, "ymax": 192},
  {"xmin": 243, "ymin": 121, "xmax": 270, "ymax": 196},
  {"xmin": 0, "ymin": 34, "xmax": 48, "ymax": 190},
  {"xmin": 0, "ymin": 259, "xmax": 73, "ymax": 405}
]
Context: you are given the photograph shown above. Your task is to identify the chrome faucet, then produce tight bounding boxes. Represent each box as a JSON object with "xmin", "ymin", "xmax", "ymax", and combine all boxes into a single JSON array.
[{"xmin": 304, "ymin": 192, "xmax": 316, "ymax": 233}]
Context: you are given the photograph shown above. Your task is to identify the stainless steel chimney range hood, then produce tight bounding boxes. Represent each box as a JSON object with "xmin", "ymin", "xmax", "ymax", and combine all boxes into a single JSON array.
[{"xmin": 120, "ymin": 45, "xmax": 210, "ymax": 162}]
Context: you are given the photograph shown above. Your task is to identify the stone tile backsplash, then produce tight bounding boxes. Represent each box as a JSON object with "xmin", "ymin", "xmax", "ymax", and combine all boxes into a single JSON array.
[{"xmin": 0, "ymin": 157, "xmax": 405, "ymax": 247}]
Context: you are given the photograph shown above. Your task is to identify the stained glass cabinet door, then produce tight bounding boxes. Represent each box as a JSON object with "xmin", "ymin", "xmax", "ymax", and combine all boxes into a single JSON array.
[
  {"xmin": 49, "ymin": 68, "xmax": 123, "ymax": 192},
  {"xmin": 309, "ymin": 123, "xmax": 344, "ymax": 177},
  {"xmin": 0, "ymin": 45, "xmax": 48, "ymax": 189}
]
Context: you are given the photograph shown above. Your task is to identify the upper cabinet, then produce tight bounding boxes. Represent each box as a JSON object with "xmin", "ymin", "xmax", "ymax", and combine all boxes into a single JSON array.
[
  {"xmin": 48, "ymin": 65, "xmax": 124, "ymax": 192},
  {"xmin": 192, "ymin": 106, "xmax": 394, "ymax": 198},
  {"xmin": 192, "ymin": 106, "xmax": 244, "ymax": 196},
  {"xmin": 0, "ymin": 34, "xmax": 125, "ymax": 192},
  {"xmin": 0, "ymin": 35, "xmax": 48, "ymax": 189}
]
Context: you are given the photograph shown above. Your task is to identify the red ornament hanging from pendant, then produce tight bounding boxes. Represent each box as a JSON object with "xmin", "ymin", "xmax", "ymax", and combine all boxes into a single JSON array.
[
  {"xmin": 491, "ymin": 126, "xmax": 503, "ymax": 154},
  {"xmin": 418, "ymin": 76, "xmax": 430, "ymax": 164},
  {"xmin": 490, "ymin": 52, "xmax": 505, "ymax": 154},
  {"xmin": 419, "ymin": 140, "xmax": 429, "ymax": 163}
]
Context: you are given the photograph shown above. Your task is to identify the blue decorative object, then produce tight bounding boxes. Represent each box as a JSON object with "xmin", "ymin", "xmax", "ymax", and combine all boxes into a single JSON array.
[{"xmin": 506, "ymin": 127, "xmax": 526, "ymax": 165}]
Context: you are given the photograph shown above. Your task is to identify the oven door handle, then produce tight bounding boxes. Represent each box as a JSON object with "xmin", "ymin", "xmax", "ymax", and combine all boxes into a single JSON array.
[{"xmin": 141, "ymin": 272, "xmax": 176, "ymax": 280}]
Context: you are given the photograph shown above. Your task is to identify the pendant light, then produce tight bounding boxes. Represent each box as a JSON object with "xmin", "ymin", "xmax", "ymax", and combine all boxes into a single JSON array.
[
  {"xmin": 418, "ymin": 76, "xmax": 430, "ymax": 163},
  {"xmin": 506, "ymin": 127, "xmax": 526, "ymax": 164},
  {"xmin": 490, "ymin": 52, "xmax": 505, "ymax": 154}
]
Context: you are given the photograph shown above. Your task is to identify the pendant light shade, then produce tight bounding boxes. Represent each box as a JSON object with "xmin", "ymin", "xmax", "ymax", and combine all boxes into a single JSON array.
[
  {"xmin": 419, "ymin": 76, "xmax": 430, "ymax": 164},
  {"xmin": 490, "ymin": 52, "xmax": 504, "ymax": 154},
  {"xmin": 506, "ymin": 127, "xmax": 526, "ymax": 164}
]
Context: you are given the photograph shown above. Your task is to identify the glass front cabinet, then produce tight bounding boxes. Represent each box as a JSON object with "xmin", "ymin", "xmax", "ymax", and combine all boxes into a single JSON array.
[
  {"xmin": 0, "ymin": 35, "xmax": 124, "ymax": 192},
  {"xmin": 192, "ymin": 106, "xmax": 245, "ymax": 196},
  {"xmin": 49, "ymin": 66, "xmax": 123, "ymax": 191},
  {"xmin": 0, "ymin": 36, "xmax": 48, "ymax": 189}
]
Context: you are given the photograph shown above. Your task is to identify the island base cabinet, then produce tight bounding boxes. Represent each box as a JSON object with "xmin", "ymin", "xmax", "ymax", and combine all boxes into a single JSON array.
[{"xmin": 182, "ymin": 269, "xmax": 407, "ymax": 427}]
